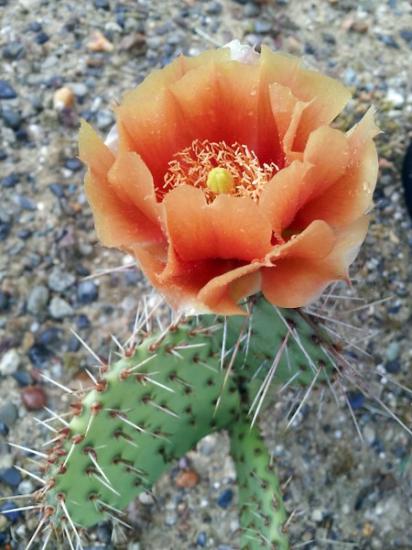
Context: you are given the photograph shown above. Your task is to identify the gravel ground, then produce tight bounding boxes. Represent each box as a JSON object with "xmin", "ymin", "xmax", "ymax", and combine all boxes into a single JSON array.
[{"xmin": 1, "ymin": 0, "xmax": 412, "ymax": 548}]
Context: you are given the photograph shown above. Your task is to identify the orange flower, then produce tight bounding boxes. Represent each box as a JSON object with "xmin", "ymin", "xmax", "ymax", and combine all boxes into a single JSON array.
[{"xmin": 79, "ymin": 42, "xmax": 379, "ymax": 315}]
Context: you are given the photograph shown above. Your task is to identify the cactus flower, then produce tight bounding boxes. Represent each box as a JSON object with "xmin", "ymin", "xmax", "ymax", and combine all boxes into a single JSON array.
[{"xmin": 79, "ymin": 41, "xmax": 379, "ymax": 314}]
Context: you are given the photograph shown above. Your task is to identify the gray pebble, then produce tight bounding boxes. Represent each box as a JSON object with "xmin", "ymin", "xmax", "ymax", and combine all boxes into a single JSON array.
[
  {"xmin": 49, "ymin": 296, "xmax": 73, "ymax": 319},
  {"xmin": 244, "ymin": 3, "xmax": 260, "ymax": 17},
  {"xmin": 27, "ymin": 285, "xmax": 49, "ymax": 314},
  {"xmin": 0, "ymin": 349, "xmax": 20, "ymax": 376},
  {"xmin": 96, "ymin": 110, "xmax": 114, "ymax": 130},
  {"xmin": 48, "ymin": 267, "xmax": 75, "ymax": 292},
  {"xmin": 386, "ymin": 341, "xmax": 400, "ymax": 362},
  {"xmin": 0, "ymin": 402, "xmax": 18, "ymax": 427},
  {"xmin": 206, "ymin": 1, "xmax": 223, "ymax": 15}
]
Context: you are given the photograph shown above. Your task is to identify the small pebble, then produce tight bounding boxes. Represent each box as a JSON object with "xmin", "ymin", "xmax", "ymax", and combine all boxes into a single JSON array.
[
  {"xmin": 64, "ymin": 158, "xmax": 83, "ymax": 172},
  {"xmin": 87, "ymin": 31, "xmax": 114, "ymax": 52},
  {"xmin": 175, "ymin": 468, "xmax": 200, "ymax": 488},
  {"xmin": 0, "ymin": 422, "xmax": 9, "ymax": 437},
  {"xmin": 0, "ymin": 467, "xmax": 22, "ymax": 488},
  {"xmin": 0, "ymin": 402, "xmax": 18, "ymax": 427},
  {"xmin": 27, "ymin": 343, "xmax": 51, "ymax": 368},
  {"xmin": 196, "ymin": 531, "xmax": 207, "ymax": 547},
  {"xmin": 76, "ymin": 314, "xmax": 90, "ymax": 329},
  {"xmin": 385, "ymin": 360, "xmax": 401, "ymax": 374},
  {"xmin": 77, "ymin": 280, "xmax": 99, "ymax": 304},
  {"xmin": 1, "ymin": 501, "xmax": 22, "ymax": 523},
  {"xmin": 12, "ymin": 370, "xmax": 32, "ymax": 387},
  {"xmin": 0, "ymin": 174, "xmax": 19, "ymax": 188},
  {"xmin": 53, "ymin": 87, "xmax": 75, "ymax": 111},
  {"xmin": 386, "ymin": 341, "xmax": 400, "ymax": 361},
  {"xmin": 27, "ymin": 285, "xmax": 49, "ymax": 315},
  {"xmin": 48, "ymin": 267, "xmax": 75, "ymax": 292},
  {"xmin": 2, "ymin": 42, "xmax": 25, "ymax": 61},
  {"xmin": 35, "ymin": 31, "xmax": 50, "ymax": 45},
  {"xmin": 21, "ymin": 385, "xmax": 47, "ymax": 411},
  {"xmin": 49, "ymin": 296, "xmax": 74, "ymax": 319},
  {"xmin": 49, "ymin": 183, "xmax": 65, "ymax": 198},
  {"xmin": 1, "ymin": 108, "xmax": 22, "ymax": 130},
  {"xmin": 94, "ymin": 0, "xmax": 110, "ymax": 9},
  {"xmin": 0, "ymin": 291, "xmax": 11, "ymax": 312},
  {"xmin": 347, "ymin": 391, "xmax": 365, "ymax": 410},
  {"xmin": 0, "ymin": 349, "xmax": 20, "ymax": 376},
  {"xmin": 0, "ymin": 80, "xmax": 17, "ymax": 100},
  {"xmin": 217, "ymin": 488, "xmax": 234, "ymax": 509}
]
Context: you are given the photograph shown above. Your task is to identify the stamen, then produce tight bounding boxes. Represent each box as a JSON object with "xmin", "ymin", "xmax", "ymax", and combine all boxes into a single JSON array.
[{"xmin": 163, "ymin": 139, "xmax": 279, "ymax": 202}]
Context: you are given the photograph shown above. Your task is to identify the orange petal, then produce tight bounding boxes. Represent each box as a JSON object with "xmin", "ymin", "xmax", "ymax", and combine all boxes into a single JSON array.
[
  {"xmin": 107, "ymin": 151, "xmax": 164, "ymax": 228},
  {"xmin": 262, "ymin": 216, "xmax": 369, "ymax": 308},
  {"xmin": 259, "ymin": 160, "xmax": 309, "ymax": 235},
  {"xmin": 197, "ymin": 263, "xmax": 262, "ymax": 315},
  {"xmin": 85, "ymin": 170, "xmax": 163, "ymax": 248},
  {"xmin": 296, "ymin": 108, "xmax": 379, "ymax": 228},
  {"xmin": 170, "ymin": 58, "xmax": 283, "ymax": 166},
  {"xmin": 164, "ymin": 185, "xmax": 272, "ymax": 262},
  {"xmin": 116, "ymin": 50, "xmax": 231, "ymax": 186},
  {"xmin": 79, "ymin": 119, "xmax": 114, "ymax": 176},
  {"xmin": 260, "ymin": 126, "xmax": 348, "ymax": 234},
  {"xmin": 261, "ymin": 47, "xmax": 351, "ymax": 152},
  {"xmin": 268, "ymin": 220, "xmax": 336, "ymax": 261}
]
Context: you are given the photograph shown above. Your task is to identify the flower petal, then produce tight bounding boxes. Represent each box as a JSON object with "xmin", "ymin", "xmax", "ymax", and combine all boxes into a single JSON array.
[
  {"xmin": 170, "ymin": 57, "xmax": 283, "ymax": 166},
  {"xmin": 296, "ymin": 108, "xmax": 379, "ymax": 228},
  {"xmin": 164, "ymin": 185, "xmax": 273, "ymax": 262},
  {"xmin": 116, "ymin": 50, "xmax": 231, "ymax": 187},
  {"xmin": 79, "ymin": 119, "xmax": 114, "ymax": 176},
  {"xmin": 107, "ymin": 151, "xmax": 163, "ymax": 227},
  {"xmin": 268, "ymin": 220, "xmax": 336, "ymax": 261},
  {"xmin": 79, "ymin": 121, "xmax": 164, "ymax": 248},
  {"xmin": 260, "ymin": 126, "xmax": 349, "ymax": 234},
  {"xmin": 197, "ymin": 263, "xmax": 262, "ymax": 315},
  {"xmin": 262, "ymin": 217, "xmax": 369, "ymax": 308},
  {"xmin": 261, "ymin": 47, "xmax": 351, "ymax": 151}
]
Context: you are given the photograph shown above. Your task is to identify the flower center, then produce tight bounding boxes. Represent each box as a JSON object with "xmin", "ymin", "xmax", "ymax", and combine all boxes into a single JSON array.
[{"xmin": 162, "ymin": 139, "xmax": 279, "ymax": 203}]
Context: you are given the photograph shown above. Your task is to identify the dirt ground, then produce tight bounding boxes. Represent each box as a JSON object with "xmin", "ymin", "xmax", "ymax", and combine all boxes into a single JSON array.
[{"xmin": 1, "ymin": 0, "xmax": 412, "ymax": 548}]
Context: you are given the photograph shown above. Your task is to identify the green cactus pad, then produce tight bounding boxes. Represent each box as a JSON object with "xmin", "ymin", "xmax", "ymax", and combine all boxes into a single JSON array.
[
  {"xmin": 37, "ymin": 296, "xmax": 337, "ymax": 533},
  {"xmin": 230, "ymin": 415, "xmax": 289, "ymax": 550},
  {"xmin": 44, "ymin": 326, "xmax": 241, "ymax": 527}
]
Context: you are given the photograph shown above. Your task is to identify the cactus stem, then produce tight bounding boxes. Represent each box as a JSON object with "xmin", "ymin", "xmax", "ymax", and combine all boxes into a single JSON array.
[{"xmin": 230, "ymin": 415, "xmax": 290, "ymax": 550}]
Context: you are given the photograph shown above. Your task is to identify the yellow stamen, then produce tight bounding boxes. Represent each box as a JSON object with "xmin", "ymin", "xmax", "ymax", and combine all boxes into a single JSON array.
[{"xmin": 206, "ymin": 167, "xmax": 234, "ymax": 194}]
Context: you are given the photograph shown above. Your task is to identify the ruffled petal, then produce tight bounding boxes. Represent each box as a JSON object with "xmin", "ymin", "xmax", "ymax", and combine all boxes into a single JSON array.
[
  {"xmin": 260, "ymin": 126, "xmax": 349, "ymax": 234},
  {"xmin": 268, "ymin": 220, "xmax": 336, "ymax": 261},
  {"xmin": 262, "ymin": 217, "xmax": 369, "ymax": 308},
  {"xmin": 261, "ymin": 47, "xmax": 351, "ymax": 152},
  {"xmin": 107, "ymin": 151, "xmax": 164, "ymax": 227},
  {"xmin": 116, "ymin": 50, "xmax": 231, "ymax": 187},
  {"xmin": 79, "ymin": 122, "xmax": 164, "ymax": 248},
  {"xmin": 197, "ymin": 263, "xmax": 262, "ymax": 315},
  {"xmin": 79, "ymin": 119, "xmax": 114, "ymax": 176},
  {"xmin": 84, "ymin": 171, "xmax": 162, "ymax": 248},
  {"xmin": 296, "ymin": 108, "xmax": 379, "ymax": 228},
  {"xmin": 164, "ymin": 185, "xmax": 273, "ymax": 262}
]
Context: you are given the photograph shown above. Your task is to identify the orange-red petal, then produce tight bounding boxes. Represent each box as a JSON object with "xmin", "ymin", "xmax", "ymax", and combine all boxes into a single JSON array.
[
  {"xmin": 197, "ymin": 263, "xmax": 261, "ymax": 315},
  {"xmin": 79, "ymin": 121, "xmax": 164, "ymax": 248},
  {"xmin": 107, "ymin": 151, "xmax": 163, "ymax": 227},
  {"xmin": 261, "ymin": 47, "xmax": 351, "ymax": 152},
  {"xmin": 164, "ymin": 185, "xmax": 273, "ymax": 262},
  {"xmin": 260, "ymin": 126, "xmax": 349, "ymax": 234},
  {"xmin": 261, "ymin": 217, "xmax": 369, "ymax": 308},
  {"xmin": 296, "ymin": 108, "xmax": 379, "ymax": 228}
]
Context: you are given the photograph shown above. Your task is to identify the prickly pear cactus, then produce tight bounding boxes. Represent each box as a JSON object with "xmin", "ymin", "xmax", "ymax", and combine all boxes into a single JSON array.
[{"xmin": 32, "ymin": 295, "xmax": 337, "ymax": 549}]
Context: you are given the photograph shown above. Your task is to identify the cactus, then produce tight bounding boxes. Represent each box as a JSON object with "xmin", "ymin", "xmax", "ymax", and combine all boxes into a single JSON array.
[
  {"xmin": 230, "ymin": 414, "xmax": 289, "ymax": 550},
  {"xmin": 29, "ymin": 295, "xmax": 337, "ymax": 549}
]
